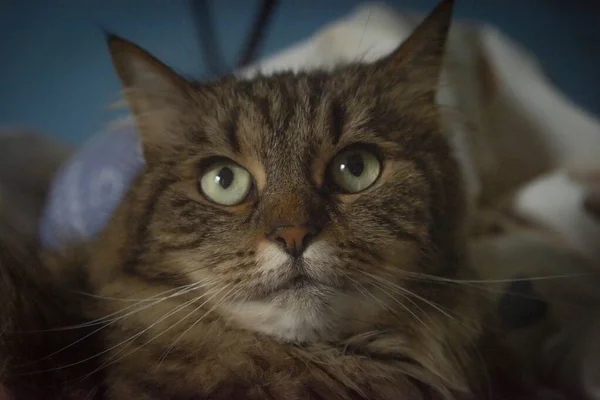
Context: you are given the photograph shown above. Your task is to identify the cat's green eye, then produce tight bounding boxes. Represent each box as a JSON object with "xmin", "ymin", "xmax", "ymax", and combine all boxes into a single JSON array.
[
  {"xmin": 329, "ymin": 148, "xmax": 381, "ymax": 194},
  {"xmin": 199, "ymin": 161, "xmax": 253, "ymax": 206}
]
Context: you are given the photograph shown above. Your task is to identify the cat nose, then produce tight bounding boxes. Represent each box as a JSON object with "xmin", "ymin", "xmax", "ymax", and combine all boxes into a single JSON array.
[{"xmin": 266, "ymin": 225, "xmax": 318, "ymax": 258}]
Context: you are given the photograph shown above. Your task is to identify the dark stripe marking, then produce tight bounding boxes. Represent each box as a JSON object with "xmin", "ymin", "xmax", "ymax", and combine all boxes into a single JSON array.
[{"xmin": 329, "ymin": 98, "xmax": 345, "ymax": 145}]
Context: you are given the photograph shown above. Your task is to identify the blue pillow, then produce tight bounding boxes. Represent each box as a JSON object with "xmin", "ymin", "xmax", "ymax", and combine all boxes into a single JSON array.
[{"xmin": 39, "ymin": 125, "xmax": 144, "ymax": 248}]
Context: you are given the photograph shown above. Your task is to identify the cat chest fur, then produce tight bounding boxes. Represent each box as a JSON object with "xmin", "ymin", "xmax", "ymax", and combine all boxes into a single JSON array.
[{"xmin": 100, "ymin": 307, "xmax": 475, "ymax": 400}]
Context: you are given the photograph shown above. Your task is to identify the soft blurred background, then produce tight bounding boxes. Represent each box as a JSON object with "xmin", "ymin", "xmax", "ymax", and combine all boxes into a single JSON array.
[{"xmin": 1, "ymin": 0, "xmax": 599, "ymax": 145}]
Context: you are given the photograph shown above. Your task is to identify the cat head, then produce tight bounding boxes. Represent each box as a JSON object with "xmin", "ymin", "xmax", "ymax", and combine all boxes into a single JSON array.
[{"xmin": 106, "ymin": 0, "xmax": 465, "ymax": 342}]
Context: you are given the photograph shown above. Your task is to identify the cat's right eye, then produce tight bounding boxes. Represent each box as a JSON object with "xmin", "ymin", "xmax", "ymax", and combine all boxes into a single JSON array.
[
  {"xmin": 327, "ymin": 147, "xmax": 382, "ymax": 194},
  {"xmin": 199, "ymin": 160, "xmax": 253, "ymax": 206}
]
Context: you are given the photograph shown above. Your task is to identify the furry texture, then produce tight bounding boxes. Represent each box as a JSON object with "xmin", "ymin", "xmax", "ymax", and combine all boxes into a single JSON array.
[{"xmin": 0, "ymin": 1, "xmax": 543, "ymax": 399}]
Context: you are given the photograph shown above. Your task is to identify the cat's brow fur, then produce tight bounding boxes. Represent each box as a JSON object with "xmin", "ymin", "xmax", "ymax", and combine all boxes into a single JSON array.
[{"xmin": 0, "ymin": 1, "xmax": 539, "ymax": 399}]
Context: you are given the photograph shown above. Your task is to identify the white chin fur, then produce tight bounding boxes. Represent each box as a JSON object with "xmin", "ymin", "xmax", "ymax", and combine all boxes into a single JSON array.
[
  {"xmin": 225, "ymin": 241, "xmax": 382, "ymax": 342},
  {"xmin": 226, "ymin": 297, "xmax": 334, "ymax": 342},
  {"xmin": 226, "ymin": 241, "xmax": 340, "ymax": 342}
]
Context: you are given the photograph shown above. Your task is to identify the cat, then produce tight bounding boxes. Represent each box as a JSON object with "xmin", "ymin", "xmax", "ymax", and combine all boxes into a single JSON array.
[{"xmin": 0, "ymin": 1, "xmax": 543, "ymax": 398}]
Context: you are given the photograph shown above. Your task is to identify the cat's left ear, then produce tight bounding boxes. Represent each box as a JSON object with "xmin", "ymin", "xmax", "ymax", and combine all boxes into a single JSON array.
[
  {"xmin": 373, "ymin": 0, "xmax": 454, "ymax": 98},
  {"xmin": 107, "ymin": 35, "xmax": 197, "ymax": 164}
]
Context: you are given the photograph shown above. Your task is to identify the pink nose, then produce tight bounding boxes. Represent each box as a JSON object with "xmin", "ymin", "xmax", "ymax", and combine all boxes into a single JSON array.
[{"xmin": 267, "ymin": 225, "xmax": 317, "ymax": 257}]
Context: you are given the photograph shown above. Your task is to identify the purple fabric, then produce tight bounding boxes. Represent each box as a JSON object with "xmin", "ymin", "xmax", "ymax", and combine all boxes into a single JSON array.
[{"xmin": 39, "ymin": 125, "xmax": 144, "ymax": 248}]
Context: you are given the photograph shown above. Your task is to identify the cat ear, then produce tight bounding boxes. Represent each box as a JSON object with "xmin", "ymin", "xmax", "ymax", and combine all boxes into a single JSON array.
[
  {"xmin": 374, "ymin": 0, "xmax": 454, "ymax": 98},
  {"xmin": 107, "ymin": 35, "xmax": 195, "ymax": 164}
]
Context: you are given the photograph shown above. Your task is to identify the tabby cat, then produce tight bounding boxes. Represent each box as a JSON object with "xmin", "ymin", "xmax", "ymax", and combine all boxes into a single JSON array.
[{"xmin": 0, "ymin": 1, "xmax": 535, "ymax": 399}]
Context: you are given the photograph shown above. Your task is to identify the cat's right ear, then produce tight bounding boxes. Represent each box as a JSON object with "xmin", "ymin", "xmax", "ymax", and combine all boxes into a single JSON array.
[
  {"xmin": 371, "ymin": 0, "xmax": 454, "ymax": 102},
  {"xmin": 107, "ymin": 35, "xmax": 195, "ymax": 164}
]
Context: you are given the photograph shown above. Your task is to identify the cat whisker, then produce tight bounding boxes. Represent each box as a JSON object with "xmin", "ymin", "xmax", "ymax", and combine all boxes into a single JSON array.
[
  {"xmin": 342, "ymin": 271, "xmax": 416, "ymax": 330},
  {"xmin": 158, "ymin": 285, "xmax": 244, "ymax": 364},
  {"xmin": 346, "ymin": 268, "xmax": 436, "ymax": 336},
  {"xmin": 393, "ymin": 269, "xmax": 600, "ymax": 309},
  {"xmin": 400, "ymin": 270, "xmax": 600, "ymax": 285},
  {"xmin": 21, "ymin": 280, "xmax": 208, "ymax": 333},
  {"xmin": 394, "ymin": 285, "xmax": 479, "ymax": 334},
  {"xmin": 378, "ymin": 277, "xmax": 494, "ymax": 398},
  {"xmin": 17, "ymin": 281, "xmax": 212, "ymax": 368},
  {"xmin": 79, "ymin": 284, "xmax": 236, "ymax": 381},
  {"xmin": 73, "ymin": 280, "xmax": 206, "ymax": 302},
  {"xmin": 87, "ymin": 280, "xmax": 214, "ymax": 322},
  {"xmin": 21, "ymin": 285, "xmax": 226, "ymax": 378},
  {"xmin": 194, "ymin": 288, "xmax": 247, "ymax": 350},
  {"xmin": 373, "ymin": 281, "xmax": 439, "ymax": 336},
  {"xmin": 80, "ymin": 386, "xmax": 99, "ymax": 400},
  {"xmin": 354, "ymin": 8, "xmax": 373, "ymax": 63},
  {"xmin": 354, "ymin": 269, "xmax": 479, "ymax": 334}
]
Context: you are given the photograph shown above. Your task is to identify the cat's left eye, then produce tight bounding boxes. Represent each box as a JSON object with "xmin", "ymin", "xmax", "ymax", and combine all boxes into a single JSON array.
[
  {"xmin": 199, "ymin": 160, "xmax": 253, "ymax": 206},
  {"xmin": 328, "ymin": 147, "xmax": 381, "ymax": 194}
]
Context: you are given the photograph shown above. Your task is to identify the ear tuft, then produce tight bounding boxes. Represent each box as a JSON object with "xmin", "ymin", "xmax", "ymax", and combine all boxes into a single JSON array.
[{"xmin": 103, "ymin": 31, "xmax": 122, "ymax": 45}]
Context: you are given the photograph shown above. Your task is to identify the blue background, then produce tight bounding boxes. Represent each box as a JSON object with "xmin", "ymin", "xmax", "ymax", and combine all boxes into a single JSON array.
[{"xmin": 1, "ymin": 0, "xmax": 599, "ymax": 146}]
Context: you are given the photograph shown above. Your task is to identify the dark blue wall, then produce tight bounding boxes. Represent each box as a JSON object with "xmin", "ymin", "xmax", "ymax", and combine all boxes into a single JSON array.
[{"xmin": 1, "ymin": 0, "xmax": 599, "ymax": 145}]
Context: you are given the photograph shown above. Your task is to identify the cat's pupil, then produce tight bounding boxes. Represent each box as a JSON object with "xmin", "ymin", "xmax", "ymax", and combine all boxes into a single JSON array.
[
  {"xmin": 346, "ymin": 153, "xmax": 364, "ymax": 177},
  {"xmin": 216, "ymin": 167, "xmax": 234, "ymax": 189}
]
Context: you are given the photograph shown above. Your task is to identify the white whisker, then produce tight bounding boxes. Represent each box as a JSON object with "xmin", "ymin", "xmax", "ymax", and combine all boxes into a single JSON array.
[
  {"xmin": 354, "ymin": 269, "xmax": 479, "ymax": 333},
  {"xmin": 83, "ymin": 284, "xmax": 235, "ymax": 379},
  {"xmin": 401, "ymin": 270, "xmax": 600, "ymax": 284},
  {"xmin": 348, "ymin": 268, "xmax": 435, "ymax": 335},
  {"xmin": 26, "ymin": 281, "xmax": 207, "ymax": 333},
  {"xmin": 158, "ymin": 285, "xmax": 243, "ymax": 364},
  {"xmin": 19, "ymin": 280, "xmax": 211, "ymax": 369}
]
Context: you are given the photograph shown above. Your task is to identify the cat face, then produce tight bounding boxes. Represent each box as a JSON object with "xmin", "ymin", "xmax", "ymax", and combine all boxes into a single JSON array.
[{"xmin": 107, "ymin": 0, "xmax": 465, "ymax": 342}]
